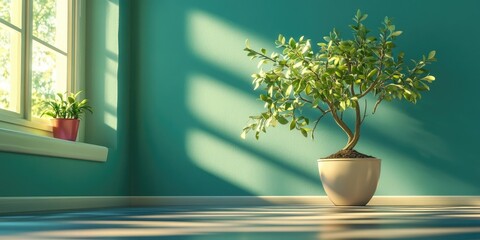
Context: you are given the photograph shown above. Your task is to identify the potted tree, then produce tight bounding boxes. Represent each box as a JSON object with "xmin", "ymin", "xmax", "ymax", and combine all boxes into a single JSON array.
[
  {"xmin": 241, "ymin": 10, "xmax": 436, "ymax": 206},
  {"xmin": 42, "ymin": 91, "xmax": 93, "ymax": 141}
]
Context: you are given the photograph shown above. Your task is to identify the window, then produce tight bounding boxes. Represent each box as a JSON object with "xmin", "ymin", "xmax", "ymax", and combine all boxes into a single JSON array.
[{"xmin": 0, "ymin": 0, "xmax": 81, "ymax": 133}]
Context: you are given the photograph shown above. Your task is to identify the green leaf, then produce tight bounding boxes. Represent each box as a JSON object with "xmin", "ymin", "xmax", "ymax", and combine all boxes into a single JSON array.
[
  {"xmin": 293, "ymin": 61, "xmax": 302, "ymax": 68},
  {"xmin": 277, "ymin": 34, "xmax": 285, "ymax": 45},
  {"xmin": 415, "ymin": 81, "xmax": 430, "ymax": 91},
  {"xmin": 285, "ymin": 102, "xmax": 293, "ymax": 110},
  {"xmin": 300, "ymin": 128, "xmax": 308, "ymax": 137},
  {"xmin": 289, "ymin": 38, "xmax": 296, "ymax": 48},
  {"xmin": 240, "ymin": 131, "xmax": 247, "ymax": 139},
  {"xmin": 305, "ymin": 84, "xmax": 312, "ymax": 95},
  {"xmin": 366, "ymin": 36, "xmax": 377, "ymax": 42},
  {"xmin": 277, "ymin": 116, "xmax": 289, "ymax": 125},
  {"xmin": 391, "ymin": 31, "xmax": 402, "ymax": 37},
  {"xmin": 428, "ymin": 50, "xmax": 436, "ymax": 60},
  {"xmin": 245, "ymin": 39, "xmax": 250, "ymax": 48},
  {"xmin": 285, "ymin": 85, "xmax": 293, "ymax": 96},
  {"xmin": 360, "ymin": 14, "xmax": 368, "ymax": 21},
  {"xmin": 367, "ymin": 68, "xmax": 378, "ymax": 79},
  {"xmin": 387, "ymin": 24, "xmax": 395, "ymax": 32},
  {"xmin": 312, "ymin": 98, "xmax": 320, "ymax": 108},
  {"xmin": 257, "ymin": 59, "xmax": 265, "ymax": 68},
  {"xmin": 268, "ymin": 85, "xmax": 274, "ymax": 96},
  {"xmin": 421, "ymin": 75, "xmax": 435, "ymax": 81},
  {"xmin": 355, "ymin": 9, "xmax": 362, "ymax": 20},
  {"xmin": 265, "ymin": 117, "xmax": 273, "ymax": 127},
  {"xmin": 290, "ymin": 119, "xmax": 296, "ymax": 130}
]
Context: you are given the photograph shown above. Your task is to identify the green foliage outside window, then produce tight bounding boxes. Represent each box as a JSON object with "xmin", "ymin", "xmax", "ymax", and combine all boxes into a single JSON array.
[
  {"xmin": 31, "ymin": 0, "xmax": 60, "ymax": 117},
  {"xmin": 0, "ymin": 0, "xmax": 66, "ymax": 117}
]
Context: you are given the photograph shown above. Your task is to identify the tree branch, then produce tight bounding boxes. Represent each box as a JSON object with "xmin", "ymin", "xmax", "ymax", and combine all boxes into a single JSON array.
[
  {"xmin": 373, "ymin": 96, "xmax": 384, "ymax": 114},
  {"xmin": 308, "ymin": 66, "xmax": 321, "ymax": 83},
  {"xmin": 245, "ymin": 48, "xmax": 277, "ymax": 62},
  {"xmin": 299, "ymin": 95, "xmax": 327, "ymax": 113},
  {"xmin": 356, "ymin": 49, "xmax": 385, "ymax": 99},
  {"xmin": 327, "ymin": 102, "xmax": 354, "ymax": 142},
  {"xmin": 312, "ymin": 109, "xmax": 332, "ymax": 139},
  {"xmin": 343, "ymin": 100, "xmax": 362, "ymax": 150},
  {"xmin": 299, "ymin": 95, "xmax": 311, "ymax": 104},
  {"xmin": 361, "ymin": 98, "xmax": 368, "ymax": 123}
]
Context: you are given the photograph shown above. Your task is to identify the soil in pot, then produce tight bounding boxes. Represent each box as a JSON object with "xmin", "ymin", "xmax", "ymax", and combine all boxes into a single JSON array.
[{"xmin": 324, "ymin": 149, "xmax": 374, "ymax": 159}]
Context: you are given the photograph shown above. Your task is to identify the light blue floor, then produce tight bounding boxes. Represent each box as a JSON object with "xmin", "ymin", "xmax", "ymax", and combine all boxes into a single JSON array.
[{"xmin": 1, "ymin": 205, "xmax": 479, "ymax": 239}]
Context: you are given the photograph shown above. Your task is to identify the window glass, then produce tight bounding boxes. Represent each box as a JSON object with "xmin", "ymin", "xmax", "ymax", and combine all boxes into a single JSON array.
[
  {"xmin": 0, "ymin": 0, "xmax": 22, "ymax": 27},
  {"xmin": 33, "ymin": 0, "xmax": 68, "ymax": 52},
  {"xmin": 0, "ymin": 22, "xmax": 21, "ymax": 113},
  {"xmin": 0, "ymin": 0, "xmax": 76, "ymax": 131},
  {"xmin": 31, "ymin": 0, "xmax": 69, "ymax": 118},
  {"xmin": 31, "ymin": 41, "xmax": 68, "ymax": 118}
]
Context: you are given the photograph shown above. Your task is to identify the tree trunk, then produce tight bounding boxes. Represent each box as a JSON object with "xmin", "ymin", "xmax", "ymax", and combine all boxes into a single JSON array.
[{"xmin": 343, "ymin": 101, "xmax": 361, "ymax": 150}]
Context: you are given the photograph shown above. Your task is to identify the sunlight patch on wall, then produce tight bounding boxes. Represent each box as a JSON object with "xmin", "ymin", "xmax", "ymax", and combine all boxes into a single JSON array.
[
  {"xmin": 104, "ymin": 111, "xmax": 117, "ymax": 131},
  {"xmin": 186, "ymin": 128, "xmax": 322, "ymax": 195},
  {"xmin": 105, "ymin": 1, "xmax": 119, "ymax": 54},
  {"xmin": 365, "ymin": 103, "xmax": 452, "ymax": 161},
  {"xmin": 358, "ymin": 138, "xmax": 477, "ymax": 195},
  {"xmin": 102, "ymin": 2, "xmax": 119, "ymax": 131},
  {"xmin": 186, "ymin": 9, "xmax": 273, "ymax": 80},
  {"xmin": 103, "ymin": 57, "xmax": 118, "ymax": 130},
  {"xmin": 186, "ymin": 73, "xmax": 345, "ymax": 179}
]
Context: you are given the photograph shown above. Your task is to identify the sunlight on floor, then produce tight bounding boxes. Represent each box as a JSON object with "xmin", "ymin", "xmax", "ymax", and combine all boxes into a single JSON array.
[{"xmin": 2, "ymin": 206, "xmax": 479, "ymax": 239}]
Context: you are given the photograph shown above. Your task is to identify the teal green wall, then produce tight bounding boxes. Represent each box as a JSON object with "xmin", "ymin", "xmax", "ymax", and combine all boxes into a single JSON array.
[
  {"xmin": 0, "ymin": 0, "xmax": 130, "ymax": 196},
  {"xmin": 0, "ymin": 0, "xmax": 478, "ymax": 198},
  {"xmin": 130, "ymin": 0, "xmax": 480, "ymax": 196}
]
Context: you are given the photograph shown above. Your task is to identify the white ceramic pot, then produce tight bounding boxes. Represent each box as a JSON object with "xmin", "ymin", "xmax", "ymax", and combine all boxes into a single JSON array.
[{"xmin": 317, "ymin": 158, "xmax": 381, "ymax": 206}]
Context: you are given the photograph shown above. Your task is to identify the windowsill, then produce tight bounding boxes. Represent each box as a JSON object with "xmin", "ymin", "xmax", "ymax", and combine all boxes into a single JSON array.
[{"xmin": 0, "ymin": 128, "xmax": 108, "ymax": 162}]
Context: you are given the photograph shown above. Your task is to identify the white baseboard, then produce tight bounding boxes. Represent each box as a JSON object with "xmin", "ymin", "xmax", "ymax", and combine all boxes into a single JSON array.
[
  {"xmin": 130, "ymin": 196, "xmax": 332, "ymax": 206},
  {"xmin": 1, "ymin": 196, "xmax": 479, "ymax": 214},
  {"xmin": 130, "ymin": 196, "xmax": 480, "ymax": 207},
  {"xmin": 0, "ymin": 196, "xmax": 129, "ymax": 214}
]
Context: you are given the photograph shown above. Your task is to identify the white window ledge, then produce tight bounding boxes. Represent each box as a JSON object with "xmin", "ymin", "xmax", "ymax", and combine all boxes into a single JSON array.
[{"xmin": 0, "ymin": 128, "xmax": 108, "ymax": 162}]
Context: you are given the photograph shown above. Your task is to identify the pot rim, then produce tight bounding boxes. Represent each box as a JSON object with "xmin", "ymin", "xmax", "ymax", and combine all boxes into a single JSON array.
[
  {"xmin": 52, "ymin": 118, "xmax": 80, "ymax": 121},
  {"xmin": 317, "ymin": 157, "xmax": 381, "ymax": 162}
]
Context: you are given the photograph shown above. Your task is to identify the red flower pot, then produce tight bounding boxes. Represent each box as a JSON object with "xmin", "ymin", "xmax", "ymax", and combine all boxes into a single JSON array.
[{"xmin": 51, "ymin": 118, "xmax": 80, "ymax": 141}]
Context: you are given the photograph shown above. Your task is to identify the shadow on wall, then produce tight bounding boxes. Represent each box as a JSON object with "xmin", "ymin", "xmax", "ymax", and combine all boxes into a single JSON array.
[{"xmin": 132, "ymin": 0, "xmax": 480, "ymax": 196}]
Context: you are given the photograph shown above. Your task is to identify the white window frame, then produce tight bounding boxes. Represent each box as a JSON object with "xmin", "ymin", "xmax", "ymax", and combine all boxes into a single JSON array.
[{"xmin": 0, "ymin": 0, "xmax": 85, "ymax": 138}]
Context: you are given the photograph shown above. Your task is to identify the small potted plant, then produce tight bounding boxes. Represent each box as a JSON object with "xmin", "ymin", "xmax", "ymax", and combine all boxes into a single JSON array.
[
  {"xmin": 42, "ymin": 91, "xmax": 93, "ymax": 141},
  {"xmin": 242, "ymin": 10, "xmax": 436, "ymax": 206}
]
